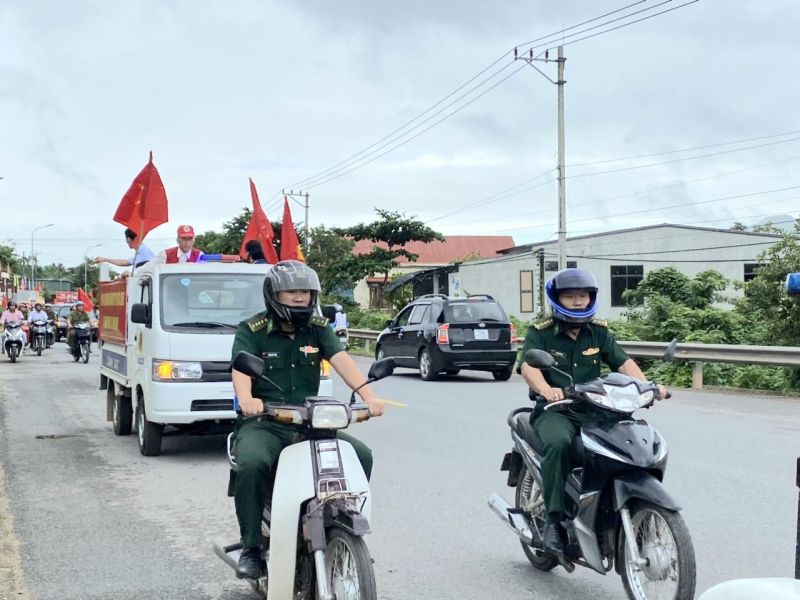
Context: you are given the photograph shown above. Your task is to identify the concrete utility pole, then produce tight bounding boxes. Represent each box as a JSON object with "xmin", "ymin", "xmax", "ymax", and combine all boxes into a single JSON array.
[
  {"xmin": 283, "ymin": 190, "xmax": 311, "ymax": 254},
  {"xmin": 515, "ymin": 45, "xmax": 568, "ymax": 270}
]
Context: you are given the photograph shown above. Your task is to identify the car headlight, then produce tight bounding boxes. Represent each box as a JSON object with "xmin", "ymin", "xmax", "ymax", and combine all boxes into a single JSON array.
[
  {"xmin": 152, "ymin": 360, "xmax": 203, "ymax": 381},
  {"xmin": 311, "ymin": 404, "xmax": 349, "ymax": 429}
]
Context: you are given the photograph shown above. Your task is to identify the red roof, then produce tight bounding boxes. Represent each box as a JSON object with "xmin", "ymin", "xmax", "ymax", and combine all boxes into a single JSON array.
[{"xmin": 352, "ymin": 235, "xmax": 514, "ymax": 264}]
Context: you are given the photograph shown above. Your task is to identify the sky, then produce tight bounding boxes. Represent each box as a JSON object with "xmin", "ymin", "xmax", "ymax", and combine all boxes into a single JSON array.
[{"xmin": 1, "ymin": 0, "xmax": 799, "ymax": 268}]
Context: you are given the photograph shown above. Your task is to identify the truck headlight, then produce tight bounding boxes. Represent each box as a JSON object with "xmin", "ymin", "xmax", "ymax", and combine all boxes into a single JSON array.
[
  {"xmin": 152, "ymin": 360, "xmax": 203, "ymax": 381},
  {"xmin": 311, "ymin": 404, "xmax": 349, "ymax": 429}
]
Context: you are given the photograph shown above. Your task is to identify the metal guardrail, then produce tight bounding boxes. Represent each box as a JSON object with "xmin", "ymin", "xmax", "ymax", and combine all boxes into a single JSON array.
[{"xmin": 348, "ymin": 330, "xmax": 800, "ymax": 389}]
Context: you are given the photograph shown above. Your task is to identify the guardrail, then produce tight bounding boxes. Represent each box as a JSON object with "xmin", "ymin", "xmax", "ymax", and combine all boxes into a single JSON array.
[{"xmin": 347, "ymin": 330, "xmax": 800, "ymax": 389}]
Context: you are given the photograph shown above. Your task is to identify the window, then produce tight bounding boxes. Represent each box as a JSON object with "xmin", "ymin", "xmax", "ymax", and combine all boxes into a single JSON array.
[
  {"xmin": 545, "ymin": 260, "xmax": 577, "ymax": 271},
  {"xmin": 395, "ymin": 307, "xmax": 414, "ymax": 327},
  {"xmin": 743, "ymin": 263, "xmax": 764, "ymax": 282},
  {"xmin": 408, "ymin": 304, "xmax": 429, "ymax": 325},
  {"xmin": 160, "ymin": 274, "xmax": 265, "ymax": 329},
  {"xmin": 610, "ymin": 265, "xmax": 644, "ymax": 307},
  {"xmin": 445, "ymin": 301, "xmax": 507, "ymax": 323},
  {"xmin": 519, "ymin": 270, "xmax": 534, "ymax": 313}
]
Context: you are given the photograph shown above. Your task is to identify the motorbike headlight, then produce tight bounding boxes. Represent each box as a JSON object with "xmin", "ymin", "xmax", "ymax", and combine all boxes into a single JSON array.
[
  {"xmin": 152, "ymin": 360, "xmax": 203, "ymax": 381},
  {"xmin": 585, "ymin": 391, "xmax": 614, "ymax": 410},
  {"xmin": 311, "ymin": 403, "xmax": 349, "ymax": 429}
]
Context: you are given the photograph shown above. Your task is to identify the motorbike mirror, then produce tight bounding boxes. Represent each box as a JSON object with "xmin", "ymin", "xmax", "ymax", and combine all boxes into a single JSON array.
[
  {"xmin": 368, "ymin": 357, "xmax": 395, "ymax": 381},
  {"xmin": 232, "ymin": 351, "xmax": 265, "ymax": 378},
  {"xmin": 663, "ymin": 338, "xmax": 679, "ymax": 362},
  {"xmin": 524, "ymin": 349, "xmax": 556, "ymax": 369}
]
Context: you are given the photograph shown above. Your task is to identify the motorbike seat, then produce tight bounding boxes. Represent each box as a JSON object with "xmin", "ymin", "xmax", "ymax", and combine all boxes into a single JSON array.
[{"xmin": 514, "ymin": 414, "xmax": 545, "ymax": 455}]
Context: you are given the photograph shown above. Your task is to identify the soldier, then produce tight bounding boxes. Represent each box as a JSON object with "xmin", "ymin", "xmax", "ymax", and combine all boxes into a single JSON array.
[
  {"xmin": 230, "ymin": 260, "xmax": 386, "ymax": 579},
  {"xmin": 44, "ymin": 303, "xmax": 56, "ymax": 321},
  {"xmin": 519, "ymin": 268, "xmax": 666, "ymax": 555},
  {"xmin": 66, "ymin": 301, "xmax": 92, "ymax": 354}
]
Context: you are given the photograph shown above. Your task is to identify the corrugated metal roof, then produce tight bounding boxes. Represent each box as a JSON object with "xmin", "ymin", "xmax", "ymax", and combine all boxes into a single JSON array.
[{"xmin": 353, "ymin": 235, "xmax": 514, "ymax": 264}]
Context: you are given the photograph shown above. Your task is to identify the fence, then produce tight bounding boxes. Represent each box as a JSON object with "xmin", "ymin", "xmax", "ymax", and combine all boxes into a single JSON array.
[{"xmin": 348, "ymin": 330, "xmax": 800, "ymax": 389}]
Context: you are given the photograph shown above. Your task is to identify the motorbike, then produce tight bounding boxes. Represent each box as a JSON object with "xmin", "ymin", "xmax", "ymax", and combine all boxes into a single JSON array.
[
  {"xmin": 214, "ymin": 351, "xmax": 395, "ymax": 600},
  {"xmin": 2, "ymin": 322, "xmax": 24, "ymax": 363},
  {"xmin": 71, "ymin": 322, "xmax": 92, "ymax": 363},
  {"xmin": 488, "ymin": 348, "xmax": 696, "ymax": 600},
  {"xmin": 334, "ymin": 327, "xmax": 350, "ymax": 351},
  {"xmin": 45, "ymin": 319, "xmax": 55, "ymax": 348},
  {"xmin": 30, "ymin": 319, "xmax": 49, "ymax": 356}
]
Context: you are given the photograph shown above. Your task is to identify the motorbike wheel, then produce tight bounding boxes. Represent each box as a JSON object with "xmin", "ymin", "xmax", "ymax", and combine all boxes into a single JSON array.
[
  {"xmin": 36, "ymin": 338, "xmax": 43, "ymax": 356},
  {"xmin": 324, "ymin": 528, "xmax": 377, "ymax": 600},
  {"xmin": 8, "ymin": 345, "xmax": 17, "ymax": 363},
  {"xmin": 619, "ymin": 501, "xmax": 696, "ymax": 600},
  {"xmin": 81, "ymin": 341, "xmax": 90, "ymax": 363},
  {"xmin": 418, "ymin": 348, "xmax": 439, "ymax": 381},
  {"xmin": 515, "ymin": 468, "xmax": 558, "ymax": 571}
]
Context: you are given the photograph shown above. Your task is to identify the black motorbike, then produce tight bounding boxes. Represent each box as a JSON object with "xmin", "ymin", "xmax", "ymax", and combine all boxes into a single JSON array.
[
  {"xmin": 71, "ymin": 322, "xmax": 92, "ymax": 363},
  {"xmin": 30, "ymin": 319, "xmax": 49, "ymax": 356},
  {"xmin": 488, "ymin": 349, "xmax": 696, "ymax": 600}
]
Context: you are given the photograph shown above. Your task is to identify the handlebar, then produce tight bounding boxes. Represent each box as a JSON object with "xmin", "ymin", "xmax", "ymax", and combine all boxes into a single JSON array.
[{"xmin": 543, "ymin": 399, "xmax": 575, "ymax": 411}]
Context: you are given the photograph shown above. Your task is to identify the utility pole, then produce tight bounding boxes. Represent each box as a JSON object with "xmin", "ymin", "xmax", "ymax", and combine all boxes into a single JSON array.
[
  {"xmin": 515, "ymin": 45, "xmax": 567, "ymax": 270},
  {"xmin": 283, "ymin": 190, "xmax": 311, "ymax": 254}
]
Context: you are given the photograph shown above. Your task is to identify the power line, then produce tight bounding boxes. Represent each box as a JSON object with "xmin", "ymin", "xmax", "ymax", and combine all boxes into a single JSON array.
[{"xmin": 567, "ymin": 129, "xmax": 800, "ymax": 168}]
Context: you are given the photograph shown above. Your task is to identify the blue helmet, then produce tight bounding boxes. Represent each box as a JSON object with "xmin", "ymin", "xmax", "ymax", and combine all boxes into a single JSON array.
[{"xmin": 545, "ymin": 268, "xmax": 599, "ymax": 324}]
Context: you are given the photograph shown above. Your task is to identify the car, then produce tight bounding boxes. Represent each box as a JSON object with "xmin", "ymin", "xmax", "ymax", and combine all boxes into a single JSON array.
[
  {"xmin": 375, "ymin": 293, "xmax": 518, "ymax": 381},
  {"xmin": 53, "ymin": 303, "xmax": 99, "ymax": 342}
]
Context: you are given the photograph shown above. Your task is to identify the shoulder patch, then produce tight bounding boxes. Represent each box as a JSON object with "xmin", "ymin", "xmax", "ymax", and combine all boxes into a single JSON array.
[
  {"xmin": 533, "ymin": 319, "xmax": 554, "ymax": 330},
  {"xmin": 591, "ymin": 318, "xmax": 608, "ymax": 327},
  {"xmin": 246, "ymin": 313, "xmax": 269, "ymax": 333},
  {"xmin": 309, "ymin": 315, "xmax": 329, "ymax": 328}
]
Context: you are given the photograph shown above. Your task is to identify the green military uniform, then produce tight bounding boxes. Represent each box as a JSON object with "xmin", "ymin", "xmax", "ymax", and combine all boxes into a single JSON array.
[
  {"xmin": 44, "ymin": 308, "xmax": 56, "ymax": 321},
  {"xmin": 231, "ymin": 311, "xmax": 373, "ymax": 549},
  {"xmin": 521, "ymin": 317, "xmax": 629, "ymax": 517},
  {"xmin": 66, "ymin": 308, "xmax": 91, "ymax": 351}
]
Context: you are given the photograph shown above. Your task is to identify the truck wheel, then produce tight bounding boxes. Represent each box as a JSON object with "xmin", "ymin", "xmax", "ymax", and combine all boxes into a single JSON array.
[
  {"xmin": 112, "ymin": 390, "xmax": 133, "ymax": 436},
  {"xmin": 136, "ymin": 399, "xmax": 163, "ymax": 456}
]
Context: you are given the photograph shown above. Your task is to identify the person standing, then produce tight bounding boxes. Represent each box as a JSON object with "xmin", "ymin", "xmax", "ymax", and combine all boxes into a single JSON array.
[
  {"xmin": 243, "ymin": 240, "xmax": 267, "ymax": 264},
  {"xmin": 94, "ymin": 228, "xmax": 155, "ymax": 275},
  {"xmin": 151, "ymin": 225, "xmax": 204, "ymax": 264}
]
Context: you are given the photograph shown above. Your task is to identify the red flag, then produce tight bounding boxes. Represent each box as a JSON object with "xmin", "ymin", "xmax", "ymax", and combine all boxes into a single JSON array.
[
  {"xmin": 1, "ymin": 294, "xmax": 7, "ymax": 309},
  {"xmin": 113, "ymin": 151, "xmax": 169, "ymax": 243},
  {"xmin": 239, "ymin": 179, "xmax": 279, "ymax": 263},
  {"xmin": 280, "ymin": 197, "xmax": 305, "ymax": 262},
  {"xmin": 77, "ymin": 288, "xmax": 95, "ymax": 313}
]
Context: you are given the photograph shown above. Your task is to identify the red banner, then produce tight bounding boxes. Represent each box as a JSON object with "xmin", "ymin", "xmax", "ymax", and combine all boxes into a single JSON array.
[
  {"xmin": 98, "ymin": 280, "xmax": 127, "ymax": 345},
  {"xmin": 54, "ymin": 291, "xmax": 78, "ymax": 304}
]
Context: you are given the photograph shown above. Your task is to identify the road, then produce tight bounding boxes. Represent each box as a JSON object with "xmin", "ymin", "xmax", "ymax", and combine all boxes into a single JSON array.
[{"xmin": 0, "ymin": 347, "xmax": 798, "ymax": 599}]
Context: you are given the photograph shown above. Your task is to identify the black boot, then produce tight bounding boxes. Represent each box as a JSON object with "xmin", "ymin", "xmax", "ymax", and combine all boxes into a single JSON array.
[
  {"xmin": 236, "ymin": 547, "xmax": 264, "ymax": 579},
  {"xmin": 543, "ymin": 519, "xmax": 565, "ymax": 555}
]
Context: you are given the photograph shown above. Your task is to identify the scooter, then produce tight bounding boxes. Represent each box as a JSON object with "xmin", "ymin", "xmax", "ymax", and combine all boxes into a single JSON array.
[
  {"xmin": 71, "ymin": 322, "xmax": 92, "ymax": 363},
  {"xmin": 2, "ymin": 322, "xmax": 24, "ymax": 363},
  {"xmin": 214, "ymin": 351, "xmax": 395, "ymax": 600},
  {"xmin": 45, "ymin": 319, "xmax": 55, "ymax": 348},
  {"xmin": 30, "ymin": 319, "xmax": 49, "ymax": 356},
  {"xmin": 488, "ymin": 348, "xmax": 696, "ymax": 600}
]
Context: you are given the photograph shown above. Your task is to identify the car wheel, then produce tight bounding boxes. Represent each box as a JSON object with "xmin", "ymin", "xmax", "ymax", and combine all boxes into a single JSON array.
[
  {"xmin": 492, "ymin": 366, "xmax": 514, "ymax": 381},
  {"xmin": 418, "ymin": 348, "xmax": 439, "ymax": 381}
]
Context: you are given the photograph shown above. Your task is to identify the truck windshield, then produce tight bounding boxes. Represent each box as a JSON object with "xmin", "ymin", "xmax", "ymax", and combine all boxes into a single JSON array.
[{"xmin": 161, "ymin": 274, "xmax": 266, "ymax": 330}]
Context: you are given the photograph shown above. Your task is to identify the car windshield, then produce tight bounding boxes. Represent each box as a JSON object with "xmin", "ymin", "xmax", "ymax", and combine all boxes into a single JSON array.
[
  {"xmin": 160, "ymin": 273, "xmax": 266, "ymax": 329},
  {"xmin": 445, "ymin": 301, "xmax": 506, "ymax": 323}
]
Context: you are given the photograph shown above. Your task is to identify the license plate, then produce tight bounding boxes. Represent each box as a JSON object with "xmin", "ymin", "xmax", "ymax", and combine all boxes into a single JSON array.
[{"xmin": 474, "ymin": 329, "xmax": 489, "ymax": 340}]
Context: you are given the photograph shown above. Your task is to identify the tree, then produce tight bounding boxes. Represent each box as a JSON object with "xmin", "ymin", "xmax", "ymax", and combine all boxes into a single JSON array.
[
  {"xmin": 338, "ymin": 209, "xmax": 444, "ymax": 283},
  {"xmin": 305, "ymin": 226, "xmax": 363, "ymax": 298}
]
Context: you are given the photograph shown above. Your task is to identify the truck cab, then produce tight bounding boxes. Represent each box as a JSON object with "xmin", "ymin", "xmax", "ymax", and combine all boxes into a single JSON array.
[{"xmin": 99, "ymin": 260, "xmax": 333, "ymax": 456}]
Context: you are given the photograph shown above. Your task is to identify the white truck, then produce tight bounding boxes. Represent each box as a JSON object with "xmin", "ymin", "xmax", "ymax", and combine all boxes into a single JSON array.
[{"xmin": 98, "ymin": 260, "xmax": 332, "ymax": 456}]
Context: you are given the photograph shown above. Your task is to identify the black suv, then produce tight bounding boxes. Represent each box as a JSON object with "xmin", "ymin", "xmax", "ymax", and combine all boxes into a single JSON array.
[{"xmin": 375, "ymin": 294, "xmax": 518, "ymax": 381}]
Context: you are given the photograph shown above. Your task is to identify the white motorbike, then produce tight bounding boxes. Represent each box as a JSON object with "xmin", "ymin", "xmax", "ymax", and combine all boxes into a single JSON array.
[
  {"xmin": 214, "ymin": 351, "xmax": 395, "ymax": 600},
  {"xmin": 3, "ymin": 322, "xmax": 24, "ymax": 362}
]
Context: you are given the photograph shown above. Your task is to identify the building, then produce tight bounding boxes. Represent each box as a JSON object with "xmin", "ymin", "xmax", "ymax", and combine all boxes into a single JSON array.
[
  {"xmin": 352, "ymin": 235, "xmax": 514, "ymax": 308},
  {"xmin": 453, "ymin": 224, "xmax": 784, "ymax": 321}
]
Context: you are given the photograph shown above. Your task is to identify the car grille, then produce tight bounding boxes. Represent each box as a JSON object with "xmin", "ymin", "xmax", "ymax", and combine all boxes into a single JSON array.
[
  {"xmin": 200, "ymin": 361, "xmax": 232, "ymax": 382},
  {"xmin": 191, "ymin": 399, "xmax": 234, "ymax": 412}
]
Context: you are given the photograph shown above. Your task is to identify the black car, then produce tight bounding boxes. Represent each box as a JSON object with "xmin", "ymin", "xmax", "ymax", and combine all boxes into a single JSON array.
[{"xmin": 375, "ymin": 294, "xmax": 518, "ymax": 381}]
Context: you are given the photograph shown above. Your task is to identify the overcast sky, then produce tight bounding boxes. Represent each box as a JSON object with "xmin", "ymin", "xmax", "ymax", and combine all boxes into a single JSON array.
[{"xmin": 2, "ymin": 0, "xmax": 799, "ymax": 268}]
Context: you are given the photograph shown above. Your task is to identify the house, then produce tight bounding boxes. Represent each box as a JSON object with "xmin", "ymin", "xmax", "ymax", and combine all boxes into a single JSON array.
[
  {"xmin": 352, "ymin": 235, "xmax": 514, "ymax": 308},
  {"xmin": 452, "ymin": 224, "xmax": 784, "ymax": 321}
]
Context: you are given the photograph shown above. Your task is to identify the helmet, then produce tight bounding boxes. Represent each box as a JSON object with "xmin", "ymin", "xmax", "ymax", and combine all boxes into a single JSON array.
[
  {"xmin": 263, "ymin": 261, "xmax": 320, "ymax": 327},
  {"xmin": 75, "ymin": 301, "xmax": 84, "ymax": 308},
  {"xmin": 8, "ymin": 300, "xmax": 17, "ymax": 308},
  {"xmin": 545, "ymin": 268, "xmax": 599, "ymax": 324}
]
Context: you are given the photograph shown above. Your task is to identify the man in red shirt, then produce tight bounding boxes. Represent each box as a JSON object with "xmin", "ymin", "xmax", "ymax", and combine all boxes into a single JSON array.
[{"xmin": 154, "ymin": 225, "xmax": 205, "ymax": 264}]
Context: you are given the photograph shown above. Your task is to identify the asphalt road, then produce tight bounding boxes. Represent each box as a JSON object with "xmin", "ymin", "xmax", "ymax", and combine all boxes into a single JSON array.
[{"xmin": 0, "ymin": 346, "xmax": 798, "ymax": 600}]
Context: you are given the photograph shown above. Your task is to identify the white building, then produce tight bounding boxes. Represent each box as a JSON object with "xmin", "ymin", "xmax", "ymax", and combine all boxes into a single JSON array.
[{"xmin": 453, "ymin": 224, "xmax": 783, "ymax": 321}]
